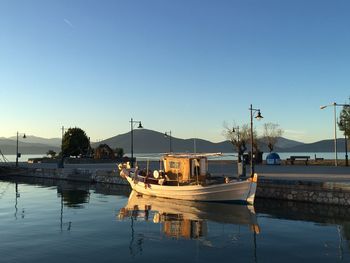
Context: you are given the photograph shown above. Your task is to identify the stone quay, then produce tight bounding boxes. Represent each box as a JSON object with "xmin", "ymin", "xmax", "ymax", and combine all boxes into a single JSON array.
[{"xmin": 1, "ymin": 161, "xmax": 350, "ymax": 206}]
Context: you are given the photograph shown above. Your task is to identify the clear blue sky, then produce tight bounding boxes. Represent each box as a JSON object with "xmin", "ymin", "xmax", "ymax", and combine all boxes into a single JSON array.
[{"xmin": 1, "ymin": 0, "xmax": 349, "ymax": 143}]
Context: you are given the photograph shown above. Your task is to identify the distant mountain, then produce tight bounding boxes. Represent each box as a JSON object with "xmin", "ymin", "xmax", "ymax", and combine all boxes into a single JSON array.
[
  {"xmin": 91, "ymin": 129, "xmax": 295, "ymax": 154},
  {"xmin": 91, "ymin": 129, "xmax": 234, "ymax": 153},
  {"xmin": 275, "ymin": 137, "xmax": 305, "ymax": 149},
  {"xmin": 8, "ymin": 135, "xmax": 61, "ymax": 147},
  {"xmin": 94, "ymin": 129, "xmax": 343, "ymax": 154},
  {"xmin": 281, "ymin": 138, "xmax": 346, "ymax": 152},
  {"xmin": 1, "ymin": 129, "xmax": 343, "ymax": 155},
  {"xmin": 0, "ymin": 138, "xmax": 60, "ymax": 155}
]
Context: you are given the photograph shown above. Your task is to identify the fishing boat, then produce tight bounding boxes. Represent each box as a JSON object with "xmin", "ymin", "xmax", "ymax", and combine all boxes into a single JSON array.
[{"xmin": 119, "ymin": 153, "xmax": 258, "ymax": 204}]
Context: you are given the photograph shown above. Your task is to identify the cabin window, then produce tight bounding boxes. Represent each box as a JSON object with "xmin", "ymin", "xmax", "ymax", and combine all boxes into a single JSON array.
[{"xmin": 169, "ymin": 161, "xmax": 180, "ymax": 169}]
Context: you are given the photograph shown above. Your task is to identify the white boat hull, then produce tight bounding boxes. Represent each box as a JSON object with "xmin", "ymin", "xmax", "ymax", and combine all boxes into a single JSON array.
[{"xmin": 125, "ymin": 175, "xmax": 257, "ymax": 204}]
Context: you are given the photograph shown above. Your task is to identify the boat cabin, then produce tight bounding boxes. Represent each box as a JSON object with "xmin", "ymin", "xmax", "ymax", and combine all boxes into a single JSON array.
[{"xmin": 162, "ymin": 154, "xmax": 208, "ymax": 184}]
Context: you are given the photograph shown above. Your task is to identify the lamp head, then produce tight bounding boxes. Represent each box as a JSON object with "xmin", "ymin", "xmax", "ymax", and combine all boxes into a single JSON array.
[
  {"xmin": 255, "ymin": 111, "xmax": 263, "ymax": 120},
  {"xmin": 320, "ymin": 105, "xmax": 327, "ymax": 110},
  {"xmin": 137, "ymin": 122, "xmax": 143, "ymax": 129}
]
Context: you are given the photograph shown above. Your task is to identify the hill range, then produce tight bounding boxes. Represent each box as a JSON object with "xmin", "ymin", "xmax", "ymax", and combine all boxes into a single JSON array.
[{"xmin": 0, "ymin": 129, "xmax": 346, "ymax": 155}]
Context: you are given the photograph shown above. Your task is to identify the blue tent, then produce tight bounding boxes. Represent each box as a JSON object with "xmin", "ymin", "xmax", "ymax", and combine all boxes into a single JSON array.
[{"xmin": 266, "ymin": 152, "xmax": 281, "ymax": 165}]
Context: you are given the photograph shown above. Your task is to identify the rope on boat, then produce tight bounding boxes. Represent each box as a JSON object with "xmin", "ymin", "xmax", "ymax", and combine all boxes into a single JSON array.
[{"xmin": 0, "ymin": 148, "xmax": 9, "ymax": 164}]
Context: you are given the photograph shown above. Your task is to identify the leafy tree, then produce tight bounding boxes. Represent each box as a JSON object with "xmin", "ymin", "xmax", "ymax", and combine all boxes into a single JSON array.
[
  {"xmin": 62, "ymin": 127, "xmax": 90, "ymax": 157},
  {"xmin": 338, "ymin": 104, "xmax": 350, "ymax": 138},
  {"xmin": 263, "ymin": 123, "xmax": 283, "ymax": 152},
  {"xmin": 114, "ymin": 147, "xmax": 124, "ymax": 159},
  {"xmin": 46, "ymin": 150, "xmax": 57, "ymax": 158}
]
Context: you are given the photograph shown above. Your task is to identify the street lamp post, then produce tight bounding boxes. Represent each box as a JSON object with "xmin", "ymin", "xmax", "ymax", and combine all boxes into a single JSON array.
[
  {"xmin": 342, "ymin": 120, "xmax": 348, "ymax": 167},
  {"xmin": 59, "ymin": 126, "xmax": 68, "ymax": 168},
  {"xmin": 164, "ymin": 131, "xmax": 173, "ymax": 152},
  {"xmin": 320, "ymin": 103, "xmax": 350, "ymax": 167},
  {"xmin": 249, "ymin": 104, "xmax": 263, "ymax": 177},
  {"xmin": 232, "ymin": 126, "xmax": 242, "ymax": 161},
  {"xmin": 130, "ymin": 118, "xmax": 143, "ymax": 168},
  {"xmin": 232, "ymin": 126, "xmax": 246, "ymax": 178},
  {"xmin": 346, "ymin": 128, "xmax": 349, "ymax": 167},
  {"xmin": 16, "ymin": 131, "xmax": 26, "ymax": 167},
  {"xmin": 232, "ymin": 126, "xmax": 241, "ymax": 155}
]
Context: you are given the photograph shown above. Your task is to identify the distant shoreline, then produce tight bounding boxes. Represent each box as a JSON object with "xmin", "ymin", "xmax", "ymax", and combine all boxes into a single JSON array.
[{"xmin": 2, "ymin": 152, "xmax": 349, "ymax": 163}]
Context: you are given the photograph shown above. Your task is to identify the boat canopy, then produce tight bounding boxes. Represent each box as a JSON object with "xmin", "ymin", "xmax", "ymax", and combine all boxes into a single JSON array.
[{"xmin": 163, "ymin": 152, "xmax": 222, "ymax": 159}]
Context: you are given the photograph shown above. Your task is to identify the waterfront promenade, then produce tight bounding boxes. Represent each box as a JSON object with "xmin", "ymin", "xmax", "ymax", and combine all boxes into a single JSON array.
[
  {"xmin": 256, "ymin": 165, "xmax": 350, "ymax": 182},
  {"xmin": 207, "ymin": 162, "xmax": 350, "ymax": 182},
  {"xmin": 5, "ymin": 160, "xmax": 350, "ymax": 182}
]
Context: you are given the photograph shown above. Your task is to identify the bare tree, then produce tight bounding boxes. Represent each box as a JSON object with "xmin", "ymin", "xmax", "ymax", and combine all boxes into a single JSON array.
[
  {"xmin": 223, "ymin": 122, "xmax": 251, "ymax": 162},
  {"xmin": 263, "ymin": 123, "xmax": 283, "ymax": 152}
]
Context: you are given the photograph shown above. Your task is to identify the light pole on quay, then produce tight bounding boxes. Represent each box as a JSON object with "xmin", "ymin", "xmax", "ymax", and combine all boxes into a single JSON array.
[
  {"xmin": 232, "ymin": 126, "xmax": 241, "ymax": 161},
  {"xmin": 130, "ymin": 118, "xmax": 143, "ymax": 168},
  {"xmin": 232, "ymin": 126, "xmax": 246, "ymax": 178},
  {"xmin": 340, "ymin": 120, "xmax": 349, "ymax": 167},
  {"xmin": 59, "ymin": 126, "xmax": 68, "ymax": 168},
  {"xmin": 164, "ymin": 131, "xmax": 172, "ymax": 152},
  {"xmin": 249, "ymin": 104, "xmax": 263, "ymax": 177},
  {"xmin": 320, "ymin": 102, "xmax": 350, "ymax": 167},
  {"xmin": 16, "ymin": 131, "xmax": 26, "ymax": 167}
]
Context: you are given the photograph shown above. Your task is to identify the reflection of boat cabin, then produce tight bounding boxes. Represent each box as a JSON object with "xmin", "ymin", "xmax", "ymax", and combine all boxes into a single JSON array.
[
  {"xmin": 163, "ymin": 217, "xmax": 207, "ymax": 239},
  {"xmin": 163, "ymin": 155, "xmax": 208, "ymax": 184}
]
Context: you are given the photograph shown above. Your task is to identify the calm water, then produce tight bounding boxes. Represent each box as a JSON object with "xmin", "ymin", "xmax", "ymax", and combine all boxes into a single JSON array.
[{"xmin": 1, "ymin": 177, "xmax": 350, "ymax": 263}]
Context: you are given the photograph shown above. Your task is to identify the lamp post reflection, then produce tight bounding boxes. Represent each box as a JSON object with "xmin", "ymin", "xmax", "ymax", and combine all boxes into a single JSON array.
[
  {"xmin": 14, "ymin": 182, "xmax": 24, "ymax": 220},
  {"xmin": 14, "ymin": 182, "xmax": 19, "ymax": 219},
  {"xmin": 57, "ymin": 184, "xmax": 90, "ymax": 231}
]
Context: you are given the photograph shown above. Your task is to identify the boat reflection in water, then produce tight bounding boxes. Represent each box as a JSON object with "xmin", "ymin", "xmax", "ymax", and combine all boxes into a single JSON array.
[{"xmin": 119, "ymin": 191, "xmax": 260, "ymax": 240}]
